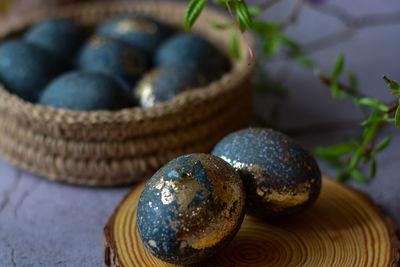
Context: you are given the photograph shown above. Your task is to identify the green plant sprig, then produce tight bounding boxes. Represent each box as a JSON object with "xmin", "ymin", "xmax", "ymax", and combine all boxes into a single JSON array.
[
  {"xmin": 313, "ymin": 55, "xmax": 400, "ymax": 183},
  {"xmin": 184, "ymin": 0, "xmax": 400, "ymax": 184}
]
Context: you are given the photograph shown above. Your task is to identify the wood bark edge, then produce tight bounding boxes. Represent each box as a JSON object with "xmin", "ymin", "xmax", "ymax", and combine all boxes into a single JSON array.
[{"xmin": 103, "ymin": 180, "xmax": 400, "ymax": 267}]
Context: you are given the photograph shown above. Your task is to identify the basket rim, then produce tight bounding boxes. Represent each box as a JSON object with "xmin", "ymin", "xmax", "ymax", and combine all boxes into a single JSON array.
[{"xmin": 0, "ymin": 1, "xmax": 255, "ymax": 124}]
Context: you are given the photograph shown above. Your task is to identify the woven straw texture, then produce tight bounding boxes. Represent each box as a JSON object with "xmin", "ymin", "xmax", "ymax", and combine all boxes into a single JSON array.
[{"xmin": 0, "ymin": 2, "xmax": 255, "ymax": 186}]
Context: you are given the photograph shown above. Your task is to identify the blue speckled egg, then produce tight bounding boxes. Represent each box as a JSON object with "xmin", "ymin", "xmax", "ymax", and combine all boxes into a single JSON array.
[
  {"xmin": 155, "ymin": 34, "xmax": 230, "ymax": 80},
  {"xmin": 212, "ymin": 128, "xmax": 322, "ymax": 220},
  {"xmin": 39, "ymin": 71, "xmax": 132, "ymax": 111},
  {"xmin": 134, "ymin": 64, "xmax": 208, "ymax": 108},
  {"xmin": 96, "ymin": 14, "xmax": 171, "ymax": 56},
  {"xmin": 78, "ymin": 35, "xmax": 149, "ymax": 89},
  {"xmin": 24, "ymin": 18, "xmax": 85, "ymax": 65},
  {"xmin": 0, "ymin": 40, "xmax": 65, "ymax": 102},
  {"xmin": 137, "ymin": 153, "xmax": 246, "ymax": 264}
]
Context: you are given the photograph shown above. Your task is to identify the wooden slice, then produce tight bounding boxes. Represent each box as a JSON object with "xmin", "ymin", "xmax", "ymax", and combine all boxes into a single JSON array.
[{"xmin": 104, "ymin": 177, "xmax": 400, "ymax": 267}]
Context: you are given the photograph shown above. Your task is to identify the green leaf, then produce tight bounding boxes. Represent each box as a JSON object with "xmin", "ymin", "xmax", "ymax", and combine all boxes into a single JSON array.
[
  {"xmin": 395, "ymin": 98, "xmax": 400, "ymax": 128},
  {"xmin": 370, "ymin": 159, "xmax": 377, "ymax": 179},
  {"xmin": 331, "ymin": 54, "xmax": 344, "ymax": 80},
  {"xmin": 348, "ymin": 148, "xmax": 363, "ymax": 170},
  {"xmin": 211, "ymin": 20, "xmax": 232, "ymax": 30},
  {"xmin": 295, "ymin": 54, "xmax": 315, "ymax": 70},
  {"xmin": 331, "ymin": 82, "xmax": 340, "ymax": 99},
  {"xmin": 372, "ymin": 136, "xmax": 391, "ymax": 155},
  {"xmin": 391, "ymin": 90, "xmax": 400, "ymax": 96},
  {"xmin": 317, "ymin": 155, "xmax": 342, "ymax": 167},
  {"xmin": 185, "ymin": 0, "xmax": 208, "ymax": 31},
  {"xmin": 362, "ymin": 154, "xmax": 371, "ymax": 164},
  {"xmin": 230, "ymin": 32, "xmax": 240, "ymax": 59},
  {"xmin": 361, "ymin": 118, "xmax": 380, "ymax": 127},
  {"xmin": 384, "ymin": 117, "xmax": 395, "ymax": 123},
  {"xmin": 236, "ymin": 0, "xmax": 252, "ymax": 32},
  {"xmin": 383, "ymin": 76, "xmax": 400, "ymax": 91},
  {"xmin": 279, "ymin": 34, "xmax": 299, "ymax": 50},
  {"xmin": 346, "ymin": 70, "xmax": 358, "ymax": 89},
  {"xmin": 362, "ymin": 123, "xmax": 380, "ymax": 145},
  {"xmin": 248, "ymin": 6, "xmax": 262, "ymax": 16},
  {"xmin": 361, "ymin": 110, "xmax": 381, "ymax": 127},
  {"xmin": 263, "ymin": 36, "xmax": 281, "ymax": 57},
  {"xmin": 336, "ymin": 169, "xmax": 346, "ymax": 182},
  {"xmin": 250, "ymin": 21, "xmax": 279, "ymax": 34},
  {"xmin": 357, "ymin": 97, "xmax": 389, "ymax": 112},
  {"xmin": 314, "ymin": 147, "xmax": 343, "ymax": 166},
  {"xmin": 349, "ymin": 168, "xmax": 368, "ymax": 184},
  {"xmin": 314, "ymin": 144, "xmax": 358, "ymax": 157},
  {"xmin": 213, "ymin": 0, "xmax": 229, "ymax": 5},
  {"xmin": 361, "ymin": 110, "xmax": 381, "ymax": 144}
]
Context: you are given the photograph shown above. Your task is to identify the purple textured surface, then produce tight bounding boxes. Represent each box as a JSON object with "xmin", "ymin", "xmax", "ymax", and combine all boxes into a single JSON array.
[{"xmin": 0, "ymin": 0, "xmax": 399, "ymax": 266}]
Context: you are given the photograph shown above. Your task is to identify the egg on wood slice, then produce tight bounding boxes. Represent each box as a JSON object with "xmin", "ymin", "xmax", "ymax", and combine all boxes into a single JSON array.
[
  {"xmin": 24, "ymin": 18, "xmax": 86, "ymax": 66},
  {"xmin": 156, "ymin": 34, "xmax": 230, "ymax": 82},
  {"xmin": 212, "ymin": 128, "xmax": 322, "ymax": 220},
  {"xmin": 78, "ymin": 35, "xmax": 149, "ymax": 92},
  {"xmin": 137, "ymin": 153, "xmax": 246, "ymax": 265},
  {"xmin": 134, "ymin": 64, "xmax": 209, "ymax": 108},
  {"xmin": 96, "ymin": 14, "xmax": 171, "ymax": 57},
  {"xmin": 39, "ymin": 71, "xmax": 132, "ymax": 111},
  {"xmin": 0, "ymin": 40, "xmax": 65, "ymax": 102}
]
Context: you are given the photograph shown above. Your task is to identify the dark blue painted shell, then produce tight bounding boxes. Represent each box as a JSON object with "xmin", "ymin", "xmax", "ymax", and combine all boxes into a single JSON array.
[
  {"xmin": 134, "ymin": 64, "xmax": 208, "ymax": 107},
  {"xmin": 137, "ymin": 153, "xmax": 245, "ymax": 264},
  {"xmin": 212, "ymin": 128, "xmax": 322, "ymax": 220},
  {"xmin": 97, "ymin": 14, "xmax": 171, "ymax": 56},
  {"xmin": 39, "ymin": 71, "xmax": 132, "ymax": 111},
  {"xmin": 24, "ymin": 18, "xmax": 85, "ymax": 65},
  {"xmin": 0, "ymin": 40, "xmax": 65, "ymax": 102},
  {"xmin": 78, "ymin": 35, "xmax": 149, "ymax": 91},
  {"xmin": 155, "ymin": 34, "xmax": 230, "ymax": 80}
]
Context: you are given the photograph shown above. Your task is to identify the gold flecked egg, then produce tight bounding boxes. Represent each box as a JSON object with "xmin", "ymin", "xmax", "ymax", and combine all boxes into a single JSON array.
[
  {"xmin": 134, "ymin": 64, "xmax": 208, "ymax": 108},
  {"xmin": 116, "ymin": 18, "xmax": 158, "ymax": 34},
  {"xmin": 212, "ymin": 128, "xmax": 322, "ymax": 220},
  {"xmin": 137, "ymin": 153, "xmax": 246, "ymax": 264}
]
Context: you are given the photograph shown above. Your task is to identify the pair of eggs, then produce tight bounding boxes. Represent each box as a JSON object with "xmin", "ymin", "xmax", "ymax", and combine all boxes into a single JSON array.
[{"xmin": 137, "ymin": 128, "xmax": 322, "ymax": 264}]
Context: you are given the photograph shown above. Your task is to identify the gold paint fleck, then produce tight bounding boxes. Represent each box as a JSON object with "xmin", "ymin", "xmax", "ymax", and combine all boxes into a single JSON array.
[
  {"xmin": 180, "ymin": 241, "xmax": 188, "ymax": 248},
  {"xmin": 89, "ymin": 35, "xmax": 108, "ymax": 48},
  {"xmin": 172, "ymin": 154, "xmax": 246, "ymax": 251},
  {"xmin": 256, "ymin": 184, "xmax": 269, "ymax": 197},
  {"xmin": 154, "ymin": 177, "xmax": 164, "ymax": 190},
  {"xmin": 134, "ymin": 68, "xmax": 161, "ymax": 108},
  {"xmin": 262, "ymin": 182, "xmax": 311, "ymax": 211},
  {"xmin": 161, "ymin": 184, "xmax": 175, "ymax": 205},
  {"xmin": 116, "ymin": 18, "xmax": 158, "ymax": 34},
  {"xmin": 220, "ymin": 156, "xmax": 269, "ymax": 185},
  {"xmin": 284, "ymin": 153, "xmax": 292, "ymax": 164},
  {"xmin": 148, "ymin": 240, "xmax": 157, "ymax": 248},
  {"xmin": 219, "ymin": 156, "xmax": 312, "ymax": 211},
  {"xmin": 304, "ymin": 161, "xmax": 312, "ymax": 171}
]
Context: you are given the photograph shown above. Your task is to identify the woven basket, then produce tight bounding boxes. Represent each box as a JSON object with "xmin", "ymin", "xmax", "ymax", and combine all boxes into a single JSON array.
[{"xmin": 0, "ymin": 2, "xmax": 255, "ymax": 186}]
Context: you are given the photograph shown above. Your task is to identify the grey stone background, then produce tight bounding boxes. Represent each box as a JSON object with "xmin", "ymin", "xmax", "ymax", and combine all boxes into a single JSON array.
[{"xmin": 0, "ymin": 0, "xmax": 399, "ymax": 266}]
